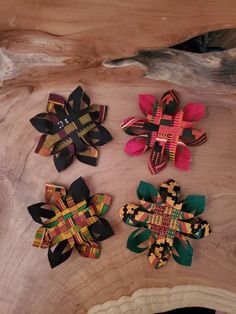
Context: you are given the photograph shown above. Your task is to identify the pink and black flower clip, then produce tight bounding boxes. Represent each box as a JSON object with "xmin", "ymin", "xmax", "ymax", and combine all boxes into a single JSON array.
[{"xmin": 121, "ymin": 90, "xmax": 207, "ymax": 174}]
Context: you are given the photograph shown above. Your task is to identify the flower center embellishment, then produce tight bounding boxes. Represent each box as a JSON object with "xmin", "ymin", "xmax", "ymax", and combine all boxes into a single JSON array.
[
  {"xmin": 28, "ymin": 177, "xmax": 114, "ymax": 268},
  {"xmin": 30, "ymin": 86, "xmax": 112, "ymax": 172},
  {"xmin": 119, "ymin": 179, "xmax": 211, "ymax": 269},
  {"xmin": 121, "ymin": 90, "xmax": 207, "ymax": 174}
]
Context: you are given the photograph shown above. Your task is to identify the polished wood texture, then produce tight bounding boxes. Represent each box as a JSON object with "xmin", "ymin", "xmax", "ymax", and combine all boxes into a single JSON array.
[{"xmin": 0, "ymin": 1, "xmax": 236, "ymax": 313}]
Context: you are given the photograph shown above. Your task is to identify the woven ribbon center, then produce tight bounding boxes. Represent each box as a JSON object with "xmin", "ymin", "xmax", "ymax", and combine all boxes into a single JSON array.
[
  {"xmin": 147, "ymin": 204, "xmax": 181, "ymax": 240},
  {"xmin": 46, "ymin": 199, "xmax": 96, "ymax": 244}
]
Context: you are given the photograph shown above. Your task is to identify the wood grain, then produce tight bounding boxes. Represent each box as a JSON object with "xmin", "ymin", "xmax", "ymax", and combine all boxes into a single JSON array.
[
  {"xmin": 89, "ymin": 286, "xmax": 236, "ymax": 314},
  {"xmin": 104, "ymin": 48, "xmax": 236, "ymax": 93},
  {"xmin": 0, "ymin": 1, "xmax": 236, "ymax": 313}
]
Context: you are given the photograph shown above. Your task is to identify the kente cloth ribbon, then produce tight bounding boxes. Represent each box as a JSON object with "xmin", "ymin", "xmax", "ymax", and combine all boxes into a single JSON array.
[
  {"xmin": 30, "ymin": 86, "xmax": 112, "ymax": 172},
  {"xmin": 119, "ymin": 179, "xmax": 211, "ymax": 269},
  {"xmin": 121, "ymin": 90, "xmax": 207, "ymax": 174},
  {"xmin": 28, "ymin": 177, "xmax": 114, "ymax": 268}
]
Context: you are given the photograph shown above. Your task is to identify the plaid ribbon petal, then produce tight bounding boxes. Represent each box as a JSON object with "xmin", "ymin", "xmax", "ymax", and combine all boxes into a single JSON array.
[{"xmin": 118, "ymin": 179, "xmax": 211, "ymax": 269}]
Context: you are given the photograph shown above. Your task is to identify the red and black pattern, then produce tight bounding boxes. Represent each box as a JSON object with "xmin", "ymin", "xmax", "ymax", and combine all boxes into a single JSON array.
[{"xmin": 121, "ymin": 90, "xmax": 207, "ymax": 174}]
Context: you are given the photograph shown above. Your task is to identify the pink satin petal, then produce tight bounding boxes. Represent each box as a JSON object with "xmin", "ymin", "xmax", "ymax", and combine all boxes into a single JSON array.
[
  {"xmin": 183, "ymin": 103, "xmax": 205, "ymax": 122},
  {"xmin": 139, "ymin": 94, "xmax": 156, "ymax": 116},
  {"xmin": 124, "ymin": 137, "xmax": 147, "ymax": 156},
  {"xmin": 174, "ymin": 145, "xmax": 191, "ymax": 170}
]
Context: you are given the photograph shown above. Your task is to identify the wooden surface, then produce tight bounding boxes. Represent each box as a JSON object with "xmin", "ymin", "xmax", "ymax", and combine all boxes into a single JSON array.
[
  {"xmin": 89, "ymin": 287, "xmax": 236, "ymax": 314},
  {"xmin": 104, "ymin": 47, "xmax": 236, "ymax": 92},
  {"xmin": 0, "ymin": 1, "xmax": 236, "ymax": 313}
]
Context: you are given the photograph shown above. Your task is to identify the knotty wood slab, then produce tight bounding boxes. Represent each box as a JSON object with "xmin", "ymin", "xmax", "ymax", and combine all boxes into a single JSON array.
[{"xmin": 0, "ymin": 1, "xmax": 236, "ymax": 313}]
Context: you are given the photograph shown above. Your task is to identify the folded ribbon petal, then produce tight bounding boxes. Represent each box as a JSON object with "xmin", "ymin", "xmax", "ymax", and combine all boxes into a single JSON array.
[
  {"xmin": 174, "ymin": 145, "xmax": 191, "ymax": 171},
  {"xmin": 127, "ymin": 228, "xmax": 151, "ymax": 253},
  {"xmin": 139, "ymin": 94, "xmax": 156, "ymax": 116},
  {"xmin": 137, "ymin": 180, "xmax": 158, "ymax": 203},
  {"xmin": 148, "ymin": 235, "xmax": 171, "ymax": 269},
  {"xmin": 183, "ymin": 103, "xmax": 205, "ymax": 122},
  {"xmin": 78, "ymin": 241, "xmax": 100, "ymax": 258},
  {"xmin": 124, "ymin": 137, "xmax": 147, "ymax": 156},
  {"xmin": 89, "ymin": 194, "xmax": 112, "ymax": 216}
]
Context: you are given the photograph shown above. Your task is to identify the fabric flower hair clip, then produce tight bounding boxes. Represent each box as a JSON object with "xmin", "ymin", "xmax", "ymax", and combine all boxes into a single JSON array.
[
  {"xmin": 30, "ymin": 86, "xmax": 112, "ymax": 172},
  {"xmin": 119, "ymin": 179, "xmax": 211, "ymax": 269},
  {"xmin": 122, "ymin": 90, "xmax": 207, "ymax": 174},
  {"xmin": 28, "ymin": 177, "xmax": 114, "ymax": 268}
]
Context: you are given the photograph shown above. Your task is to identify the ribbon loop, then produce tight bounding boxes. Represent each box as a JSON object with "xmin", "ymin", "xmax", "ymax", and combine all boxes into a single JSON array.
[
  {"xmin": 127, "ymin": 228, "xmax": 151, "ymax": 253},
  {"xmin": 48, "ymin": 240, "xmax": 73, "ymax": 269},
  {"xmin": 28, "ymin": 202, "xmax": 55, "ymax": 224}
]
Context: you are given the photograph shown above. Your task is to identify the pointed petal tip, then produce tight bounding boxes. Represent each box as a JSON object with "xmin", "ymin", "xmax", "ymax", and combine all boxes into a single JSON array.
[
  {"xmin": 139, "ymin": 94, "xmax": 156, "ymax": 116},
  {"xmin": 124, "ymin": 137, "xmax": 147, "ymax": 156},
  {"xmin": 175, "ymin": 145, "xmax": 191, "ymax": 170},
  {"xmin": 184, "ymin": 102, "xmax": 205, "ymax": 122}
]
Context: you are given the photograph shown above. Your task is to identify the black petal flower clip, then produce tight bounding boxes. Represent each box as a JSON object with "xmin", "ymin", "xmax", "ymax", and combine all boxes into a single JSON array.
[{"xmin": 30, "ymin": 86, "xmax": 112, "ymax": 172}]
